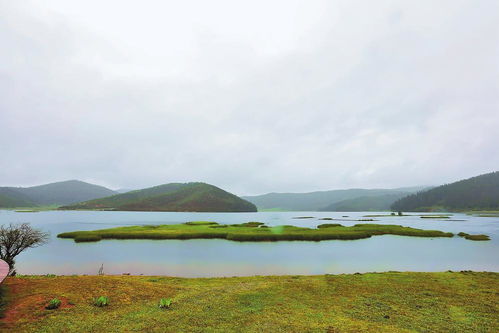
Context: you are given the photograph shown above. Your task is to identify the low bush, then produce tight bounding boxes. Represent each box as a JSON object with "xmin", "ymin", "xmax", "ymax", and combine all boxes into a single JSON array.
[
  {"xmin": 159, "ymin": 298, "xmax": 172, "ymax": 309},
  {"xmin": 45, "ymin": 298, "xmax": 61, "ymax": 310},
  {"xmin": 94, "ymin": 296, "xmax": 109, "ymax": 307}
]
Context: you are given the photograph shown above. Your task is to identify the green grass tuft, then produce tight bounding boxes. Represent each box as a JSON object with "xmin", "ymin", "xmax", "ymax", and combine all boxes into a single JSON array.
[
  {"xmin": 45, "ymin": 298, "xmax": 61, "ymax": 310},
  {"xmin": 158, "ymin": 298, "xmax": 172, "ymax": 309},
  {"xmin": 93, "ymin": 296, "xmax": 109, "ymax": 307}
]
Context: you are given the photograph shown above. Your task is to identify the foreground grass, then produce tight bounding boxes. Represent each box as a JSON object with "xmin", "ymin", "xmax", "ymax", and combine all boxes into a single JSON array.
[
  {"xmin": 1, "ymin": 272, "xmax": 498, "ymax": 332},
  {"xmin": 57, "ymin": 221, "xmax": 456, "ymax": 243}
]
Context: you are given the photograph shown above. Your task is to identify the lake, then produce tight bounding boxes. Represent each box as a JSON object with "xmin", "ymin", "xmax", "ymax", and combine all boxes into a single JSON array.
[{"xmin": 1, "ymin": 210, "xmax": 498, "ymax": 277}]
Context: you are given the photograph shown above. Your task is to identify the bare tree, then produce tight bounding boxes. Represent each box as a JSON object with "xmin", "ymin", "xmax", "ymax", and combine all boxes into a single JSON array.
[{"xmin": 0, "ymin": 223, "xmax": 49, "ymax": 275}]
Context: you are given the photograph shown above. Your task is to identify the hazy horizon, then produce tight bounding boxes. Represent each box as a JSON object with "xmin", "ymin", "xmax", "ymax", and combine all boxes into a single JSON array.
[
  {"xmin": 0, "ymin": 175, "xmax": 464, "ymax": 197},
  {"xmin": 1, "ymin": 1, "xmax": 498, "ymax": 196}
]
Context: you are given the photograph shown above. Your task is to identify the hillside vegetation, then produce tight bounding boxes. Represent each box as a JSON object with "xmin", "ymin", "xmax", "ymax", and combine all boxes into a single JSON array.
[
  {"xmin": 60, "ymin": 182, "xmax": 257, "ymax": 212},
  {"xmin": 0, "ymin": 180, "xmax": 116, "ymax": 208},
  {"xmin": 2, "ymin": 272, "xmax": 498, "ymax": 332},
  {"xmin": 243, "ymin": 187, "xmax": 428, "ymax": 211},
  {"xmin": 392, "ymin": 171, "xmax": 499, "ymax": 212},
  {"xmin": 0, "ymin": 188, "xmax": 36, "ymax": 208},
  {"xmin": 320, "ymin": 193, "xmax": 409, "ymax": 211}
]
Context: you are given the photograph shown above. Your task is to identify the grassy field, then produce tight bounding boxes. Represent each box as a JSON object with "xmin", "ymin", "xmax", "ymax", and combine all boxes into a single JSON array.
[
  {"xmin": 57, "ymin": 221, "xmax": 457, "ymax": 243},
  {"xmin": 1, "ymin": 272, "xmax": 497, "ymax": 332}
]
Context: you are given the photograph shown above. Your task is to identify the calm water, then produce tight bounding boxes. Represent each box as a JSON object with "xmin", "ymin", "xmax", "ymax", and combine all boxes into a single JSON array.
[{"xmin": 1, "ymin": 210, "xmax": 498, "ymax": 277}]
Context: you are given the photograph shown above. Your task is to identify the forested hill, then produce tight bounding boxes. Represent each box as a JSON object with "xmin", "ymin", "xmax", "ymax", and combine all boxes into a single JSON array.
[
  {"xmin": 243, "ymin": 187, "xmax": 427, "ymax": 211},
  {"xmin": 320, "ymin": 193, "xmax": 410, "ymax": 212},
  {"xmin": 60, "ymin": 182, "xmax": 257, "ymax": 212},
  {"xmin": 0, "ymin": 187, "xmax": 36, "ymax": 208},
  {"xmin": 0, "ymin": 180, "xmax": 117, "ymax": 208},
  {"xmin": 391, "ymin": 171, "xmax": 499, "ymax": 212}
]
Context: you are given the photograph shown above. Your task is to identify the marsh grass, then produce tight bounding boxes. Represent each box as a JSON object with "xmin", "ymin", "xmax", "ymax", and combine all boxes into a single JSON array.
[
  {"xmin": 457, "ymin": 232, "xmax": 490, "ymax": 241},
  {"xmin": 317, "ymin": 223, "xmax": 343, "ymax": 228},
  {"xmin": 58, "ymin": 221, "xmax": 455, "ymax": 243},
  {"xmin": 184, "ymin": 221, "xmax": 218, "ymax": 226}
]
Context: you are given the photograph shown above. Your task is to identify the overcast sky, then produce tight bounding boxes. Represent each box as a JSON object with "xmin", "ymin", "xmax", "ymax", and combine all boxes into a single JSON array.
[{"xmin": 1, "ymin": 1, "xmax": 498, "ymax": 195}]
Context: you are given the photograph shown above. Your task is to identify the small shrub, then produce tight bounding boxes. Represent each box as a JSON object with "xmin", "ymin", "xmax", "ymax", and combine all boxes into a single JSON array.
[
  {"xmin": 159, "ymin": 298, "xmax": 172, "ymax": 309},
  {"xmin": 94, "ymin": 296, "xmax": 109, "ymax": 307},
  {"xmin": 45, "ymin": 298, "xmax": 61, "ymax": 310}
]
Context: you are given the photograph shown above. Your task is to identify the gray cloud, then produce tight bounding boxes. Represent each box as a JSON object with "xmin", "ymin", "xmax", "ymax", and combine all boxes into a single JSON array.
[{"xmin": 1, "ymin": 0, "xmax": 498, "ymax": 195}]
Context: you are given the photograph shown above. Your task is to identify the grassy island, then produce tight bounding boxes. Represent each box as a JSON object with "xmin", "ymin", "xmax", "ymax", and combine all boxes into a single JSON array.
[
  {"xmin": 1, "ymin": 272, "xmax": 498, "ymax": 332},
  {"xmin": 458, "ymin": 232, "xmax": 491, "ymax": 241},
  {"xmin": 57, "ymin": 222, "xmax": 456, "ymax": 243}
]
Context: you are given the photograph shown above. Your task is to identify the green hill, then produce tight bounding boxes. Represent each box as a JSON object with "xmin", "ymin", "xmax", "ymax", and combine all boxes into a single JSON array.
[
  {"xmin": 391, "ymin": 171, "xmax": 499, "ymax": 212},
  {"xmin": 320, "ymin": 193, "xmax": 410, "ymax": 211},
  {"xmin": 243, "ymin": 187, "xmax": 427, "ymax": 211},
  {"xmin": 60, "ymin": 182, "xmax": 257, "ymax": 212},
  {"xmin": 0, "ymin": 180, "xmax": 117, "ymax": 208},
  {"xmin": 0, "ymin": 188, "xmax": 37, "ymax": 208}
]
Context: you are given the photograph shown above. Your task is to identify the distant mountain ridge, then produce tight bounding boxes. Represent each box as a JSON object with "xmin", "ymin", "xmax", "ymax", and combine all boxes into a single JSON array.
[
  {"xmin": 0, "ymin": 180, "xmax": 117, "ymax": 208},
  {"xmin": 60, "ymin": 182, "xmax": 257, "ymax": 212},
  {"xmin": 243, "ymin": 186, "xmax": 429, "ymax": 211},
  {"xmin": 391, "ymin": 171, "xmax": 499, "ymax": 212},
  {"xmin": 320, "ymin": 193, "xmax": 410, "ymax": 212}
]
